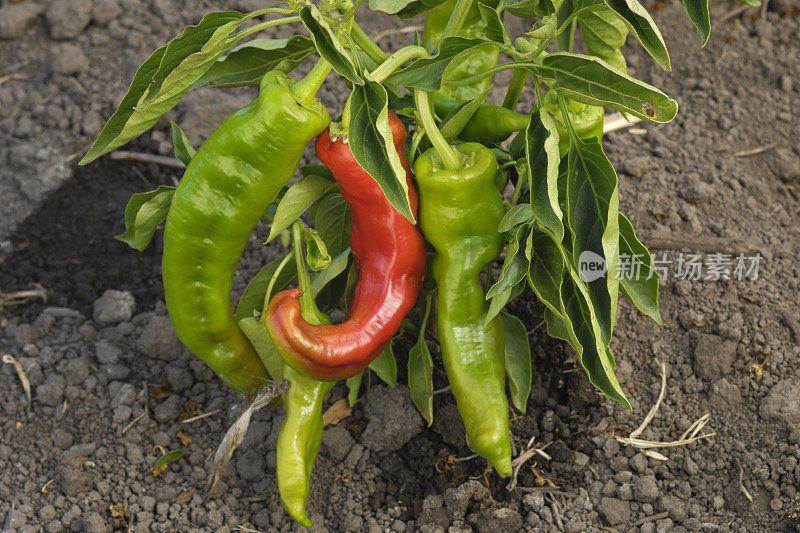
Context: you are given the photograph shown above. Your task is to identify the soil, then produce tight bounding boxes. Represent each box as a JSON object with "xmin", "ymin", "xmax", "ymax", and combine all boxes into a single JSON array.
[{"xmin": 2, "ymin": 0, "xmax": 800, "ymax": 532}]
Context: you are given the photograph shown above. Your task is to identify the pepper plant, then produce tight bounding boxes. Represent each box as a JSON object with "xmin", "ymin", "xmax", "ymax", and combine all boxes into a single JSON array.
[{"xmin": 80, "ymin": 0, "xmax": 740, "ymax": 525}]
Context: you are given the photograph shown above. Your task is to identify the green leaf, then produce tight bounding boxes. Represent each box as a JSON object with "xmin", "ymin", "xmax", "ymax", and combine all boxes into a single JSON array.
[
  {"xmin": 440, "ymin": 90, "xmax": 489, "ymax": 141},
  {"xmin": 80, "ymin": 11, "xmax": 252, "ymax": 164},
  {"xmin": 564, "ymin": 134, "xmax": 620, "ymax": 345},
  {"xmin": 524, "ymin": 53, "xmax": 678, "ymax": 122},
  {"xmin": 501, "ymin": 312, "xmax": 532, "ymax": 413},
  {"xmin": 152, "ymin": 449, "xmax": 189, "ymax": 471},
  {"xmin": 299, "ymin": 5, "xmax": 362, "ymax": 86},
  {"xmin": 681, "ymin": 0, "xmax": 711, "ymax": 46},
  {"xmin": 603, "ymin": 0, "xmax": 670, "ymax": 70},
  {"xmin": 234, "ymin": 256, "xmax": 297, "ymax": 321},
  {"xmin": 618, "ymin": 214, "xmax": 662, "ymax": 325},
  {"xmin": 115, "ymin": 186, "xmax": 175, "ymax": 251},
  {"xmin": 560, "ymin": 278, "xmax": 629, "ymax": 407},
  {"xmin": 486, "ymin": 280, "xmax": 526, "ymax": 325},
  {"xmin": 140, "ymin": 12, "xmax": 249, "ymax": 107},
  {"xmin": 408, "ymin": 336, "xmax": 434, "ymax": 426},
  {"xmin": 311, "ymin": 248, "xmax": 351, "ymax": 296},
  {"xmin": 408, "ymin": 296, "xmax": 434, "ymax": 425},
  {"xmin": 526, "ymin": 108, "xmax": 563, "ymax": 241},
  {"xmin": 500, "ymin": 0, "xmax": 555, "ymax": 16},
  {"xmin": 310, "ymin": 192, "xmax": 351, "ymax": 258},
  {"xmin": 391, "ymin": 0, "xmax": 449, "ymax": 19},
  {"xmin": 499, "ymin": 204, "xmax": 534, "ymax": 233},
  {"xmin": 346, "ymin": 372, "xmax": 364, "ymax": 406},
  {"xmin": 577, "ymin": 4, "xmax": 629, "ymax": 73},
  {"xmin": 348, "ymin": 81, "xmax": 415, "ymax": 223},
  {"xmin": 268, "ymin": 176, "xmax": 336, "ymax": 243},
  {"xmin": 303, "ymin": 228, "xmax": 331, "ymax": 271},
  {"xmin": 487, "ymin": 226, "xmax": 531, "ymax": 300},
  {"xmin": 527, "ymin": 229, "xmax": 567, "ymax": 318},
  {"xmin": 736, "ymin": 0, "xmax": 760, "ymax": 6},
  {"xmin": 478, "ymin": 3, "xmax": 510, "ymax": 44},
  {"xmin": 369, "ymin": 343, "xmax": 398, "ymax": 386},
  {"xmin": 386, "ymin": 37, "xmax": 493, "ymax": 93},
  {"xmin": 238, "ymin": 316, "xmax": 285, "ymax": 379},
  {"xmin": 170, "ymin": 122, "xmax": 195, "ymax": 166},
  {"xmin": 195, "ymin": 36, "xmax": 316, "ymax": 88}
]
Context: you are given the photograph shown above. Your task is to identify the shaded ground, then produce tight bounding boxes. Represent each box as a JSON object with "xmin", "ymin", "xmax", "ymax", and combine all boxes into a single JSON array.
[{"xmin": 1, "ymin": 0, "xmax": 800, "ymax": 531}]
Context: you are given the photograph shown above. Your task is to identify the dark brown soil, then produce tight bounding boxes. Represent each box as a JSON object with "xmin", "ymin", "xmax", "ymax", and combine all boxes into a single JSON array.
[{"xmin": 1, "ymin": 0, "xmax": 799, "ymax": 531}]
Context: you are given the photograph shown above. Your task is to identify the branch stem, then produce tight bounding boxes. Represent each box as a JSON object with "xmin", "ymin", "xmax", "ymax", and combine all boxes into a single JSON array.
[
  {"xmin": 414, "ymin": 89, "xmax": 461, "ymax": 171},
  {"xmin": 370, "ymin": 45, "xmax": 428, "ymax": 82}
]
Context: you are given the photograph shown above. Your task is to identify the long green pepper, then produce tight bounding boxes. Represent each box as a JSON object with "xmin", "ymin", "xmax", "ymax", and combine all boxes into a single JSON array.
[
  {"xmin": 162, "ymin": 70, "xmax": 330, "ymax": 395},
  {"xmin": 414, "ymin": 142, "xmax": 512, "ymax": 477},
  {"xmin": 276, "ymin": 367, "xmax": 334, "ymax": 527}
]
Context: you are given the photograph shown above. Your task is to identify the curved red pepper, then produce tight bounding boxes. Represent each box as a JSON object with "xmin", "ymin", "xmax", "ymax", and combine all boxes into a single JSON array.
[{"xmin": 266, "ymin": 112, "xmax": 427, "ymax": 381}]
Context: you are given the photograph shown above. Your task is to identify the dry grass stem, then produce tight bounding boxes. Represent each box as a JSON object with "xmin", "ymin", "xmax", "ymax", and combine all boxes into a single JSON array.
[
  {"xmin": 603, "ymin": 114, "xmax": 642, "ymax": 134},
  {"xmin": 4, "ymin": 354, "xmax": 31, "ymax": 412},
  {"xmin": 615, "ymin": 360, "xmax": 715, "ymax": 457},
  {"xmin": 205, "ymin": 380, "xmax": 288, "ymax": 495},
  {"xmin": 110, "ymin": 150, "xmax": 186, "ymax": 168}
]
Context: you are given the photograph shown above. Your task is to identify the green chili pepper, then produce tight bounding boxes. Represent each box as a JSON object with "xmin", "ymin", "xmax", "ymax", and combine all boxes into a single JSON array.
[
  {"xmin": 414, "ymin": 142, "xmax": 512, "ymax": 477},
  {"xmin": 162, "ymin": 68, "xmax": 330, "ymax": 396},
  {"xmin": 276, "ymin": 366, "xmax": 335, "ymax": 528},
  {"xmin": 541, "ymin": 92, "xmax": 604, "ymax": 157},
  {"xmin": 459, "ymin": 104, "xmax": 530, "ymax": 144},
  {"xmin": 423, "ymin": 0, "xmax": 501, "ymax": 115}
]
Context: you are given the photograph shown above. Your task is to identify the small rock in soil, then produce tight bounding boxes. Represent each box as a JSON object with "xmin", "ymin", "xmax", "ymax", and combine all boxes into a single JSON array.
[
  {"xmin": 767, "ymin": 148, "xmax": 800, "ymax": 182},
  {"xmin": 432, "ymin": 401, "xmax": 466, "ymax": 448},
  {"xmin": 52, "ymin": 43, "xmax": 90, "ymax": 76},
  {"xmin": 36, "ymin": 374, "xmax": 66, "ymax": 406},
  {"xmin": 55, "ymin": 454, "xmax": 96, "ymax": 497},
  {"xmin": 322, "ymin": 425, "xmax": 355, "ymax": 462},
  {"xmin": 634, "ymin": 475, "xmax": 660, "ymax": 503},
  {"xmin": 476, "ymin": 508, "xmax": 523, "ymax": 533},
  {"xmin": 692, "ymin": 333, "xmax": 737, "ymax": 381},
  {"xmin": 236, "ymin": 449, "xmax": 266, "ymax": 482},
  {"xmin": 153, "ymin": 394, "xmax": 183, "ymax": 423},
  {"xmin": 46, "ymin": 0, "xmax": 92, "ymax": 40},
  {"xmin": 707, "ymin": 378, "xmax": 742, "ymax": 411},
  {"xmin": 52, "ymin": 429, "xmax": 74, "ymax": 450},
  {"xmin": 444, "ymin": 480, "xmax": 491, "ymax": 519},
  {"xmin": 760, "ymin": 378, "xmax": 800, "ymax": 423},
  {"xmin": 91, "ymin": 0, "xmax": 122, "ymax": 26},
  {"xmin": 82, "ymin": 511, "xmax": 110, "ymax": 533},
  {"xmin": 92, "ymin": 290, "xmax": 135, "ymax": 326},
  {"xmin": 597, "ymin": 497, "xmax": 631, "ymax": 526},
  {"xmin": 0, "ymin": 2, "xmax": 44, "ymax": 40},
  {"xmin": 95, "ymin": 340, "xmax": 121, "ymax": 364},
  {"xmin": 360, "ymin": 385, "xmax": 423, "ymax": 453},
  {"xmin": 137, "ymin": 315, "xmax": 182, "ymax": 361},
  {"xmin": 64, "ymin": 357, "xmax": 91, "ymax": 385}
]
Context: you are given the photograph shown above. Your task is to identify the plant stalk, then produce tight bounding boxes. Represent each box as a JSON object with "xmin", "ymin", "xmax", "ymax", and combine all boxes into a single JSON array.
[
  {"xmin": 370, "ymin": 45, "xmax": 428, "ymax": 82},
  {"xmin": 502, "ymin": 69, "xmax": 528, "ymax": 110},
  {"xmin": 291, "ymin": 221, "xmax": 328, "ymax": 324},
  {"xmin": 292, "ymin": 58, "xmax": 332, "ymax": 106},
  {"xmin": 414, "ymin": 89, "xmax": 462, "ymax": 171},
  {"xmin": 350, "ymin": 24, "xmax": 389, "ymax": 64},
  {"xmin": 438, "ymin": 0, "xmax": 473, "ymax": 45}
]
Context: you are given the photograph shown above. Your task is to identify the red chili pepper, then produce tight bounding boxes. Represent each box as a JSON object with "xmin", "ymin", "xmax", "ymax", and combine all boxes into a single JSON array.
[{"xmin": 266, "ymin": 112, "xmax": 427, "ymax": 381}]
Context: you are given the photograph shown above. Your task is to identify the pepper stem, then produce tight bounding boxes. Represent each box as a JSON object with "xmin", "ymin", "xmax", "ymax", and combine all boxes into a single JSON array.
[
  {"xmin": 292, "ymin": 58, "xmax": 332, "ymax": 107},
  {"xmin": 291, "ymin": 221, "xmax": 328, "ymax": 326},
  {"xmin": 502, "ymin": 69, "xmax": 528, "ymax": 110},
  {"xmin": 438, "ymin": 0, "xmax": 472, "ymax": 45},
  {"xmin": 370, "ymin": 45, "xmax": 428, "ymax": 83},
  {"xmin": 349, "ymin": 23, "xmax": 388, "ymax": 64},
  {"xmin": 414, "ymin": 89, "xmax": 462, "ymax": 171}
]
